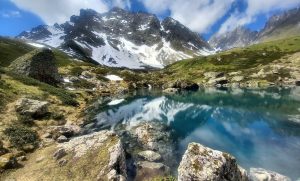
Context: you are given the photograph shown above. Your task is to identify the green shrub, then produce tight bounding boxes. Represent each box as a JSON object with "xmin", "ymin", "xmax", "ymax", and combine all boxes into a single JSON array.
[
  {"xmin": 6, "ymin": 71, "xmax": 79, "ymax": 106},
  {"xmin": 17, "ymin": 114, "xmax": 33, "ymax": 124},
  {"xmin": 70, "ymin": 67, "xmax": 84, "ymax": 76},
  {"xmin": 4, "ymin": 126, "xmax": 39, "ymax": 150}
]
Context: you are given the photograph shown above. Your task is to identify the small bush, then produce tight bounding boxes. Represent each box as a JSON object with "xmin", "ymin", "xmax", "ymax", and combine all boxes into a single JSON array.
[
  {"xmin": 4, "ymin": 126, "xmax": 39, "ymax": 150},
  {"xmin": 17, "ymin": 114, "xmax": 33, "ymax": 124},
  {"xmin": 70, "ymin": 67, "xmax": 84, "ymax": 76}
]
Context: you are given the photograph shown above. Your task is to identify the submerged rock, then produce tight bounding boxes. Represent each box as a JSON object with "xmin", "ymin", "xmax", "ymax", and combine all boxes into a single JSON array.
[
  {"xmin": 162, "ymin": 88, "xmax": 179, "ymax": 94},
  {"xmin": 249, "ymin": 168, "xmax": 291, "ymax": 181},
  {"xmin": 138, "ymin": 150, "xmax": 162, "ymax": 162},
  {"xmin": 15, "ymin": 98, "xmax": 49, "ymax": 119},
  {"xmin": 178, "ymin": 142, "xmax": 248, "ymax": 181},
  {"xmin": 8, "ymin": 48, "xmax": 61, "ymax": 85},
  {"xmin": 136, "ymin": 161, "xmax": 170, "ymax": 180}
]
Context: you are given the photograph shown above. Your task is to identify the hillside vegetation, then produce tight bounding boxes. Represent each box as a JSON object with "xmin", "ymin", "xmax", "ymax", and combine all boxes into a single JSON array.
[{"xmin": 159, "ymin": 36, "xmax": 300, "ymax": 86}]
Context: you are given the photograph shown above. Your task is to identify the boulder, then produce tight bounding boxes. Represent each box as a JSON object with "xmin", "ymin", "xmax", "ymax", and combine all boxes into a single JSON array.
[
  {"xmin": 204, "ymin": 72, "xmax": 224, "ymax": 79},
  {"xmin": 138, "ymin": 150, "xmax": 162, "ymax": 162},
  {"xmin": 48, "ymin": 125, "xmax": 81, "ymax": 139},
  {"xmin": 60, "ymin": 130, "xmax": 127, "ymax": 180},
  {"xmin": 178, "ymin": 142, "xmax": 248, "ymax": 181},
  {"xmin": 15, "ymin": 98, "xmax": 49, "ymax": 119},
  {"xmin": 8, "ymin": 48, "xmax": 61, "ymax": 85},
  {"xmin": 56, "ymin": 135, "xmax": 68, "ymax": 143},
  {"xmin": 249, "ymin": 168, "xmax": 291, "ymax": 181},
  {"xmin": 172, "ymin": 80, "xmax": 199, "ymax": 91},
  {"xmin": 232, "ymin": 76, "xmax": 244, "ymax": 82},
  {"xmin": 208, "ymin": 76, "xmax": 229, "ymax": 85}
]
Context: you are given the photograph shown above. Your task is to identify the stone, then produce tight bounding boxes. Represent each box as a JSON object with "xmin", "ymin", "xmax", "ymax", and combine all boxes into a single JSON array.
[
  {"xmin": 136, "ymin": 161, "xmax": 170, "ymax": 180},
  {"xmin": 49, "ymin": 125, "xmax": 81, "ymax": 139},
  {"xmin": 15, "ymin": 98, "xmax": 49, "ymax": 118},
  {"xmin": 172, "ymin": 80, "xmax": 199, "ymax": 91},
  {"xmin": 58, "ymin": 159, "xmax": 68, "ymax": 167},
  {"xmin": 208, "ymin": 76, "xmax": 229, "ymax": 85},
  {"xmin": 0, "ymin": 140, "xmax": 7, "ymax": 156},
  {"xmin": 178, "ymin": 142, "xmax": 248, "ymax": 181},
  {"xmin": 0, "ymin": 153, "xmax": 17, "ymax": 170},
  {"xmin": 295, "ymin": 80, "xmax": 300, "ymax": 86},
  {"xmin": 138, "ymin": 150, "xmax": 162, "ymax": 162},
  {"xmin": 35, "ymin": 156, "xmax": 45, "ymax": 163},
  {"xmin": 56, "ymin": 135, "xmax": 68, "ymax": 143},
  {"xmin": 53, "ymin": 148, "xmax": 67, "ymax": 160},
  {"xmin": 163, "ymin": 88, "xmax": 179, "ymax": 94},
  {"xmin": 22, "ymin": 144, "xmax": 35, "ymax": 153},
  {"xmin": 204, "ymin": 72, "xmax": 224, "ymax": 79},
  {"xmin": 249, "ymin": 168, "xmax": 291, "ymax": 181},
  {"xmin": 232, "ymin": 76, "xmax": 244, "ymax": 82},
  {"xmin": 8, "ymin": 48, "xmax": 61, "ymax": 85},
  {"xmin": 17, "ymin": 156, "xmax": 27, "ymax": 162}
]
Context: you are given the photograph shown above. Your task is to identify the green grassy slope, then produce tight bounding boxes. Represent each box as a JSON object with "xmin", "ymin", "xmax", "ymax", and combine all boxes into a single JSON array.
[{"xmin": 162, "ymin": 36, "xmax": 300, "ymax": 83}]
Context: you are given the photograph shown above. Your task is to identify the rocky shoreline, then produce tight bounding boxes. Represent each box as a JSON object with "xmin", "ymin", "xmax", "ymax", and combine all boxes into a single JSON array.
[{"xmin": 1, "ymin": 120, "xmax": 293, "ymax": 180}]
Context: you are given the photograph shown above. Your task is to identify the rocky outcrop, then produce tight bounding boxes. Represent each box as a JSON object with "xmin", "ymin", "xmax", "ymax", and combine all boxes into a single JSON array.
[
  {"xmin": 163, "ymin": 80, "xmax": 199, "ymax": 91},
  {"xmin": 15, "ymin": 98, "xmax": 49, "ymax": 119},
  {"xmin": 249, "ymin": 168, "xmax": 291, "ymax": 181},
  {"xmin": 9, "ymin": 48, "xmax": 60, "ymax": 85},
  {"xmin": 178, "ymin": 142, "xmax": 248, "ymax": 181}
]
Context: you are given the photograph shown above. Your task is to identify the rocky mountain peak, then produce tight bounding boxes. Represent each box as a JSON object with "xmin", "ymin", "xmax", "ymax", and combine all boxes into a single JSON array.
[
  {"xmin": 17, "ymin": 8, "xmax": 213, "ymax": 69},
  {"xmin": 209, "ymin": 26, "xmax": 257, "ymax": 50}
]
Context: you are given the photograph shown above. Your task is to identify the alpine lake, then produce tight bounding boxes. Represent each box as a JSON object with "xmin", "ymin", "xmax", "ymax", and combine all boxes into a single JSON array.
[{"xmin": 84, "ymin": 87, "xmax": 300, "ymax": 180}]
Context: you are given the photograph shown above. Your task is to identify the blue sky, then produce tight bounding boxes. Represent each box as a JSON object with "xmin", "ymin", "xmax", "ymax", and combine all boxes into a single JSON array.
[{"xmin": 0, "ymin": 0, "xmax": 299, "ymax": 39}]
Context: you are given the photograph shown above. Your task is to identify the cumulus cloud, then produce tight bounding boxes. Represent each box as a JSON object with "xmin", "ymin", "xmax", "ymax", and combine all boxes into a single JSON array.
[
  {"xmin": 141, "ymin": 0, "xmax": 233, "ymax": 33},
  {"xmin": 218, "ymin": 0, "xmax": 300, "ymax": 34},
  {"xmin": 10, "ymin": 0, "xmax": 131, "ymax": 24}
]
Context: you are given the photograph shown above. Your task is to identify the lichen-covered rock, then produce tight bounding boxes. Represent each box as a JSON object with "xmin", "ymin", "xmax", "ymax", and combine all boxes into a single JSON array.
[
  {"xmin": 15, "ymin": 98, "xmax": 49, "ymax": 118},
  {"xmin": 249, "ymin": 168, "xmax": 291, "ymax": 181},
  {"xmin": 3, "ymin": 130, "xmax": 127, "ymax": 180},
  {"xmin": 9, "ymin": 48, "xmax": 60, "ymax": 85},
  {"xmin": 178, "ymin": 142, "xmax": 248, "ymax": 181},
  {"xmin": 60, "ymin": 130, "xmax": 127, "ymax": 180}
]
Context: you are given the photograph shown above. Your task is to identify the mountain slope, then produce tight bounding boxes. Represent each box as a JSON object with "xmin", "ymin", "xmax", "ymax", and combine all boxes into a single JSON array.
[
  {"xmin": 210, "ymin": 7, "xmax": 300, "ymax": 50},
  {"xmin": 209, "ymin": 26, "xmax": 258, "ymax": 50},
  {"xmin": 17, "ymin": 8, "xmax": 212, "ymax": 69}
]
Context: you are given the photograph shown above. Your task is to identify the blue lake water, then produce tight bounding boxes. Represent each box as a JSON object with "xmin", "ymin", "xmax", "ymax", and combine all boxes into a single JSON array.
[{"xmin": 91, "ymin": 87, "xmax": 300, "ymax": 179}]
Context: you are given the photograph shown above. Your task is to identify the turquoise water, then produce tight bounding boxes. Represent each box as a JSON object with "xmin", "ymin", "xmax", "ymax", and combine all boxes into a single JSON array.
[{"xmin": 92, "ymin": 87, "xmax": 300, "ymax": 179}]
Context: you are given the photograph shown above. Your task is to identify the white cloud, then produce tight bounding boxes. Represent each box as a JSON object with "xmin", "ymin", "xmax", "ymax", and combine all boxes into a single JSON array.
[
  {"xmin": 218, "ymin": 0, "xmax": 300, "ymax": 34},
  {"xmin": 140, "ymin": 0, "xmax": 233, "ymax": 33},
  {"xmin": 1, "ymin": 10, "xmax": 21, "ymax": 18},
  {"xmin": 10, "ymin": 0, "xmax": 131, "ymax": 24}
]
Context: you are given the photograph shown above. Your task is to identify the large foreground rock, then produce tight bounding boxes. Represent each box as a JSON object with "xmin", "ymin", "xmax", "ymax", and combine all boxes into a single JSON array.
[
  {"xmin": 9, "ymin": 48, "xmax": 60, "ymax": 85},
  {"xmin": 178, "ymin": 142, "xmax": 248, "ymax": 181},
  {"xmin": 2, "ymin": 130, "xmax": 127, "ymax": 181},
  {"xmin": 249, "ymin": 168, "xmax": 291, "ymax": 181},
  {"xmin": 15, "ymin": 98, "xmax": 49, "ymax": 118}
]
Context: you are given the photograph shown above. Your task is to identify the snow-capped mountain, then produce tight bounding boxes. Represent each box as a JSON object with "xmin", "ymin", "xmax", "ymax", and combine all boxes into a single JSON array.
[
  {"xmin": 18, "ymin": 8, "xmax": 212, "ymax": 69},
  {"xmin": 210, "ymin": 7, "xmax": 300, "ymax": 50},
  {"xmin": 209, "ymin": 26, "xmax": 258, "ymax": 51}
]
